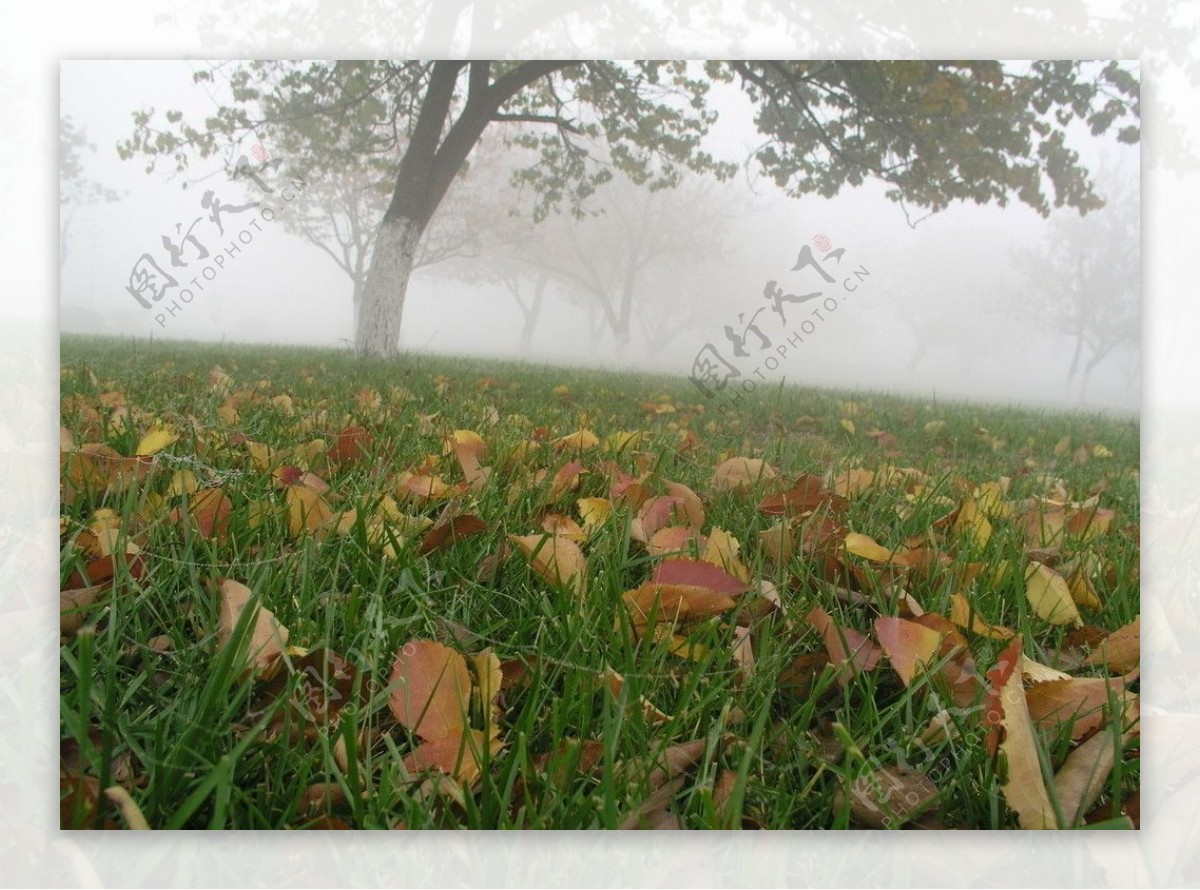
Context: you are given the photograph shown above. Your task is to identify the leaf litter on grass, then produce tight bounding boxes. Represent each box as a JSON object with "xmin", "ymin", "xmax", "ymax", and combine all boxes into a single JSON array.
[{"xmin": 58, "ymin": 340, "xmax": 1140, "ymax": 829}]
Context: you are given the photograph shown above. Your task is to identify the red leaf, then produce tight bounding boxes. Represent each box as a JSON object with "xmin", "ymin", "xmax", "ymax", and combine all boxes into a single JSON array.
[{"xmin": 650, "ymin": 559, "xmax": 749, "ymax": 596}]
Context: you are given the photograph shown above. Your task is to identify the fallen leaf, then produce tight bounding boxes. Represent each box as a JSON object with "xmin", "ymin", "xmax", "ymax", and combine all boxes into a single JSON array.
[
  {"xmin": 806, "ymin": 606, "xmax": 881, "ymax": 684},
  {"xmin": 554, "ymin": 428, "xmax": 599, "ymax": 452},
  {"xmin": 1024, "ymin": 562, "xmax": 1083, "ymax": 627},
  {"xmin": 984, "ymin": 637, "xmax": 1057, "ymax": 829},
  {"xmin": 874, "ymin": 617, "xmax": 943, "ymax": 687},
  {"xmin": 418, "ymin": 514, "xmax": 488, "ymax": 556},
  {"xmin": 509, "ymin": 534, "xmax": 588, "ymax": 597},
  {"xmin": 216, "ymin": 579, "xmax": 289, "ymax": 679},
  {"xmin": 1084, "ymin": 615, "xmax": 1140, "ymax": 673},
  {"xmin": 286, "ymin": 484, "xmax": 336, "ymax": 540},
  {"xmin": 135, "ymin": 426, "xmax": 177, "ymax": 457},
  {"xmin": 844, "ymin": 532, "xmax": 895, "ymax": 564},
  {"xmin": 711, "ymin": 457, "xmax": 776, "ymax": 493},
  {"xmin": 949, "ymin": 592, "xmax": 1015, "ymax": 640},
  {"xmin": 837, "ymin": 765, "xmax": 938, "ymax": 829},
  {"xmin": 388, "ymin": 640, "xmax": 472, "ymax": 742},
  {"xmin": 577, "ymin": 497, "xmax": 613, "ymax": 534},
  {"xmin": 1052, "ymin": 697, "xmax": 1138, "ymax": 827}
]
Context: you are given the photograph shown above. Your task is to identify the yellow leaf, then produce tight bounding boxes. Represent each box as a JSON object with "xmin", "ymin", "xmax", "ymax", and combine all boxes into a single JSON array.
[
  {"xmin": 135, "ymin": 426, "xmax": 177, "ymax": 456},
  {"xmin": 604, "ymin": 430, "xmax": 643, "ymax": 453},
  {"xmin": 986, "ymin": 638, "xmax": 1058, "ymax": 829},
  {"xmin": 1067, "ymin": 566, "xmax": 1102, "ymax": 611},
  {"xmin": 554, "ymin": 429, "xmax": 599, "ymax": 452},
  {"xmin": 1024, "ymin": 562, "xmax": 1083, "ymax": 627},
  {"xmin": 286, "ymin": 484, "xmax": 336, "ymax": 540},
  {"xmin": 577, "ymin": 497, "xmax": 612, "ymax": 534},
  {"xmin": 701, "ymin": 527, "xmax": 750, "ymax": 581},
  {"xmin": 949, "ymin": 592, "xmax": 1014, "ymax": 640},
  {"xmin": 840, "ymin": 418, "xmax": 856, "ymax": 434},
  {"xmin": 844, "ymin": 532, "xmax": 894, "ymax": 564},
  {"xmin": 953, "ymin": 498, "xmax": 993, "ymax": 548},
  {"xmin": 509, "ymin": 534, "xmax": 587, "ymax": 597},
  {"xmin": 829, "ymin": 468, "xmax": 875, "ymax": 497}
]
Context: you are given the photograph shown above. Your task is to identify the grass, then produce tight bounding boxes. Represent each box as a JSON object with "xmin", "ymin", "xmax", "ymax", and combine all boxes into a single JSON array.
[{"xmin": 59, "ymin": 334, "xmax": 1140, "ymax": 830}]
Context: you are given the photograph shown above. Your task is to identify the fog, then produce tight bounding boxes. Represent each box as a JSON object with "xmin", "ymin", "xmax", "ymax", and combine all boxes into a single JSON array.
[{"xmin": 59, "ymin": 60, "xmax": 1140, "ymax": 414}]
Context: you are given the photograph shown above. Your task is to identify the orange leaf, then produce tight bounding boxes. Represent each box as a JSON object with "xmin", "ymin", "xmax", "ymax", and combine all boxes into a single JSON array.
[
  {"xmin": 403, "ymin": 729, "xmax": 497, "ymax": 784},
  {"xmin": 1083, "ymin": 615, "xmax": 1139, "ymax": 673},
  {"xmin": 711, "ymin": 457, "xmax": 776, "ymax": 493},
  {"xmin": 806, "ymin": 606, "xmax": 881, "ymax": 684},
  {"xmin": 216, "ymin": 579, "xmax": 289, "ymax": 679},
  {"xmin": 389, "ymin": 640, "xmax": 472, "ymax": 742},
  {"xmin": 874, "ymin": 617, "xmax": 943, "ymax": 686}
]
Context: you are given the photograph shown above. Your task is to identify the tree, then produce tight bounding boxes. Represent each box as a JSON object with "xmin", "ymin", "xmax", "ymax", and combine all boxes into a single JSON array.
[
  {"xmin": 59, "ymin": 115, "xmax": 122, "ymax": 273},
  {"xmin": 119, "ymin": 60, "xmax": 1139, "ymax": 358},
  {"xmin": 1012, "ymin": 152, "xmax": 1139, "ymax": 402},
  {"xmin": 447, "ymin": 164, "xmax": 744, "ymax": 354}
]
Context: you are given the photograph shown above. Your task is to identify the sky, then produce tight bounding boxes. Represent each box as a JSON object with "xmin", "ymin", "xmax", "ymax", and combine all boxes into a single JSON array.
[{"xmin": 59, "ymin": 59, "xmax": 1142, "ymax": 413}]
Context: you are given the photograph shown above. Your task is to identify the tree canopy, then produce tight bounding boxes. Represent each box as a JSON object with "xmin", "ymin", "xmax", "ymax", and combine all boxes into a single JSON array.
[{"xmin": 118, "ymin": 60, "xmax": 1140, "ymax": 357}]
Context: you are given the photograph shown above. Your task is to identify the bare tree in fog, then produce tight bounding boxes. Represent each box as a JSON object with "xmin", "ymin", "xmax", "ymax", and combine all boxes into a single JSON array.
[
  {"xmin": 1013, "ymin": 154, "xmax": 1139, "ymax": 402},
  {"xmin": 59, "ymin": 115, "xmax": 122, "ymax": 273}
]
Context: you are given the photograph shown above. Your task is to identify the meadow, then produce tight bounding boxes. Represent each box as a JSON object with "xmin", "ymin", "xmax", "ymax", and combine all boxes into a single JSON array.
[{"xmin": 59, "ymin": 335, "xmax": 1140, "ymax": 829}]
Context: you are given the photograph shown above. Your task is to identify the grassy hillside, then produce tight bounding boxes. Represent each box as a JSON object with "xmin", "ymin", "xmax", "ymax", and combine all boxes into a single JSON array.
[{"xmin": 59, "ymin": 335, "xmax": 1140, "ymax": 829}]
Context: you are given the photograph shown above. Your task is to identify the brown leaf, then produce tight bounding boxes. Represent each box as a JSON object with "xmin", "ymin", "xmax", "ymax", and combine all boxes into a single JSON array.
[
  {"xmin": 837, "ymin": 765, "xmax": 939, "ymax": 828},
  {"xmin": 326, "ymin": 425, "xmax": 372, "ymax": 466},
  {"xmin": 1025, "ymin": 677, "xmax": 1133, "ymax": 741},
  {"xmin": 418, "ymin": 514, "xmax": 488, "ymax": 556},
  {"xmin": 758, "ymin": 474, "xmax": 839, "ymax": 517}
]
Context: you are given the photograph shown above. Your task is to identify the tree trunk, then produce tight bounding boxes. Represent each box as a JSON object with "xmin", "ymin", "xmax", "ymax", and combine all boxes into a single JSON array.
[
  {"xmin": 519, "ymin": 274, "xmax": 548, "ymax": 352},
  {"xmin": 355, "ymin": 216, "xmax": 423, "ymax": 358}
]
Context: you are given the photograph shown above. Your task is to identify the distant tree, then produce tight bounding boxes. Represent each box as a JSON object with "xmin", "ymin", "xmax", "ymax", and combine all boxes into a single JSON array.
[
  {"xmin": 448, "ymin": 166, "xmax": 742, "ymax": 354},
  {"xmin": 1012, "ymin": 153, "xmax": 1139, "ymax": 401},
  {"xmin": 119, "ymin": 60, "xmax": 1140, "ymax": 358},
  {"xmin": 59, "ymin": 115, "xmax": 122, "ymax": 273}
]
